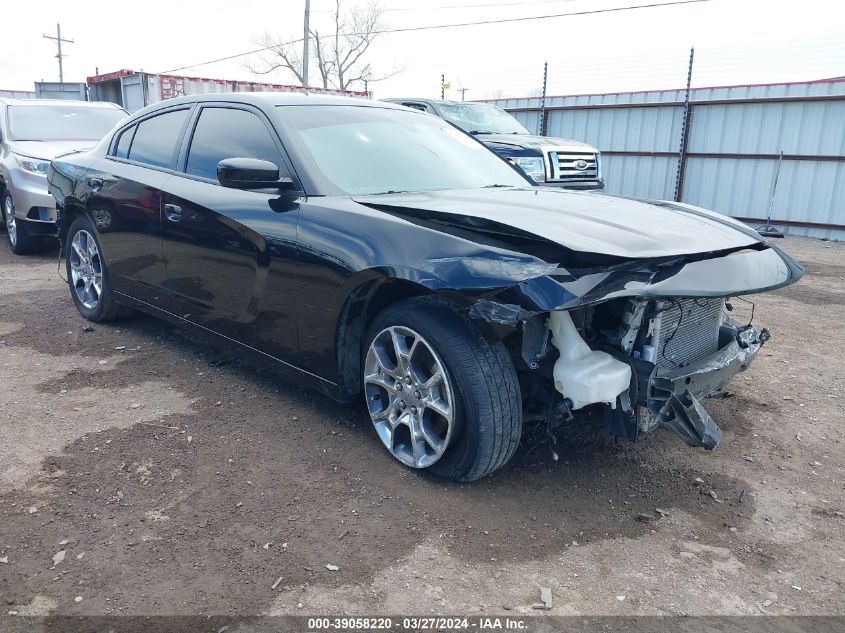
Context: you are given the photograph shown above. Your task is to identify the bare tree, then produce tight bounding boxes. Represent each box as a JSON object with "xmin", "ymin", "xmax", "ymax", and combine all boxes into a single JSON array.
[
  {"xmin": 310, "ymin": 28, "xmax": 335, "ymax": 89},
  {"xmin": 247, "ymin": 0, "xmax": 396, "ymax": 91},
  {"xmin": 318, "ymin": 0, "xmax": 383, "ymax": 91},
  {"xmin": 243, "ymin": 32, "xmax": 306, "ymax": 85}
]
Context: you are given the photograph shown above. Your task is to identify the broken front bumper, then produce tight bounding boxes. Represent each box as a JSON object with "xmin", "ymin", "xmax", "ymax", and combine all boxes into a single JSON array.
[{"xmin": 643, "ymin": 321, "xmax": 767, "ymax": 449}]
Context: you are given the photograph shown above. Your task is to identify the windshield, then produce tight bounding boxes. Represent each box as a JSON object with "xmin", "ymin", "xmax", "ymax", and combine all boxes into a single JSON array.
[
  {"xmin": 436, "ymin": 103, "xmax": 531, "ymax": 135},
  {"xmin": 8, "ymin": 105, "xmax": 126, "ymax": 141},
  {"xmin": 276, "ymin": 105, "xmax": 529, "ymax": 195}
]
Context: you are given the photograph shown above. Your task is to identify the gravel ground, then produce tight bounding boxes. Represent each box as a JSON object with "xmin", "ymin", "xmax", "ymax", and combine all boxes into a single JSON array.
[{"xmin": 0, "ymin": 235, "xmax": 842, "ymax": 617}]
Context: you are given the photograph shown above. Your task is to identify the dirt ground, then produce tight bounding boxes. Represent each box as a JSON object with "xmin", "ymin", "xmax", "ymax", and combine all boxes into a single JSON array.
[{"xmin": 0, "ymin": 235, "xmax": 842, "ymax": 618}]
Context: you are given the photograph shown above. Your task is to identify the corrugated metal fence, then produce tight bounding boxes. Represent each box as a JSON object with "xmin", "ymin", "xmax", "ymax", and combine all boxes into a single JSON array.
[{"xmin": 484, "ymin": 79, "xmax": 845, "ymax": 240}]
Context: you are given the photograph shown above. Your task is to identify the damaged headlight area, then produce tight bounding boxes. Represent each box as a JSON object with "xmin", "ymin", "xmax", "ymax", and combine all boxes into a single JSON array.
[
  {"xmin": 473, "ymin": 295, "xmax": 769, "ymax": 451},
  {"xmin": 423, "ymin": 256, "xmax": 559, "ymax": 286}
]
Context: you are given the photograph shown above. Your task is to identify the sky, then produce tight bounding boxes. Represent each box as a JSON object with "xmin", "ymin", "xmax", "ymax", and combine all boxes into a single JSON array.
[{"xmin": 1, "ymin": 0, "xmax": 843, "ymax": 100}]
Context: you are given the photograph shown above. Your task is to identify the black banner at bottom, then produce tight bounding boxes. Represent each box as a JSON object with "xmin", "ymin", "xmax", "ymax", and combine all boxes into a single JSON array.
[{"xmin": 0, "ymin": 616, "xmax": 843, "ymax": 633}]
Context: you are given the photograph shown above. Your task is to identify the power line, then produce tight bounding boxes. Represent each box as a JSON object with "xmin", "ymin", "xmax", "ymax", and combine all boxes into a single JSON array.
[
  {"xmin": 161, "ymin": 0, "xmax": 711, "ymax": 73},
  {"xmin": 161, "ymin": 45, "xmax": 288, "ymax": 74},
  {"xmin": 376, "ymin": 0, "xmax": 711, "ymax": 35},
  {"xmin": 352, "ymin": 0, "xmax": 579, "ymax": 12},
  {"xmin": 464, "ymin": 43, "xmax": 845, "ymax": 84},
  {"xmin": 463, "ymin": 44, "xmax": 845, "ymax": 98}
]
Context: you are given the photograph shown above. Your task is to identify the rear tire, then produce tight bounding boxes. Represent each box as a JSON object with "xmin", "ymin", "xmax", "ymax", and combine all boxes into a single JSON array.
[
  {"xmin": 3, "ymin": 190, "xmax": 37, "ymax": 255},
  {"xmin": 364, "ymin": 296, "xmax": 522, "ymax": 482},
  {"xmin": 65, "ymin": 216, "xmax": 131, "ymax": 321}
]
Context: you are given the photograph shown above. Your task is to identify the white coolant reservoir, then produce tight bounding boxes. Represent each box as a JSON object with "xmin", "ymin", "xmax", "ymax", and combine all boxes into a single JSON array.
[{"xmin": 548, "ymin": 311, "xmax": 632, "ymax": 410}]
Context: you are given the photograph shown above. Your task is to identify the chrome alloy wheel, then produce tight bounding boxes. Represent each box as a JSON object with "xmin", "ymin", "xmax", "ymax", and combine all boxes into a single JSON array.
[
  {"xmin": 364, "ymin": 326, "xmax": 455, "ymax": 468},
  {"xmin": 4, "ymin": 195, "xmax": 16, "ymax": 246},
  {"xmin": 69, "ymin": 230, "xmax": 103, "ymax": 309}
]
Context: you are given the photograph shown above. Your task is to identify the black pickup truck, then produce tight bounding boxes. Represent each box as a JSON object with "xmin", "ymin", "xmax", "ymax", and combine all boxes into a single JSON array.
[{"xmin": 383, "ymin": 98, "xmax": 603, "ymax": 190}]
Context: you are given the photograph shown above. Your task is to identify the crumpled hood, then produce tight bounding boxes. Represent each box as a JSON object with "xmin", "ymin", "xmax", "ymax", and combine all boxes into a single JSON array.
[
  {"xmin": 353, "ymin": 188, "xmax": 761, "ymax": 259},
  {"xmin": 476, "ymin": 133, "xmax": 596, "ymax": 152},
  {"xmin": 9, "ymin": 140, "xmax": 97, "ymax": 161}
]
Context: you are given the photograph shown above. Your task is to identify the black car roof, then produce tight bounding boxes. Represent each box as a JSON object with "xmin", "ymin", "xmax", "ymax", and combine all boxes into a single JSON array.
[{"xmin": 138, "ymin": 92, "xmax": 402, "ymax": 114}]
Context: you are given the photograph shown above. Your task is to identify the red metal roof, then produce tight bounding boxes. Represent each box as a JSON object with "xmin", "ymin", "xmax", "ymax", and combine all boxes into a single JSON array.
[{"xmin": 86, "ymin": 69, "xmax": 135, "ymax": 83}]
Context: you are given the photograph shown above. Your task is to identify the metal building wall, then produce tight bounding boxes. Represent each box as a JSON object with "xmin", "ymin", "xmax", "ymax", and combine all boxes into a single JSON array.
[
  {"xmin": 485, "ymin": 79, "xmax": 845, "ymax": 240},
  {"xmin": 0, "ymin": 90, "xmax": 36, "ymax": 99},
  {"xmin": 34, "ymin": 82, "xmax": 88, "ymax": 100}
]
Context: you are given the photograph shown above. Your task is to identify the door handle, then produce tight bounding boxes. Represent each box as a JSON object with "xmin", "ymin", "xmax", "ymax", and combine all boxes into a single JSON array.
[
  {"xmin": 87, "ymin": 177, "xmax": 103, "ymax": 191},
  {"xmin": 164, "ymin": 203, "xmax": 183, "ymax": 222}
]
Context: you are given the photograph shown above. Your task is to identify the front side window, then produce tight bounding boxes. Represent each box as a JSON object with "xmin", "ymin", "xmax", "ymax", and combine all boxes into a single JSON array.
[
  {"xmin": 186, "ymin": 107, "xmax": 282, "ymax": 181},
  {"xmin": 276, "ymin": 105, "xmax": 528, "ymax": 196},
  {"xmin": 436, "ymin": 103, "xmax": 530, "ymax": 135},
  {"xmin": 128, "ymin": 109, "xmax": 190, "ymax": 169},
  {"xmin": 7, "ymin": 105, "xmax": 125, "ymax": 141}
]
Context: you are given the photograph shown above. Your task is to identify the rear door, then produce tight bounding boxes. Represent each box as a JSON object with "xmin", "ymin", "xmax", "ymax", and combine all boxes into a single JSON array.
[
  {"xmin": 158, "ymin": 103, "xmax": 301, "ymax": 361},
  {"xmin": 87, "ymin": 105, "xmax": 192, "ymax": 304}
]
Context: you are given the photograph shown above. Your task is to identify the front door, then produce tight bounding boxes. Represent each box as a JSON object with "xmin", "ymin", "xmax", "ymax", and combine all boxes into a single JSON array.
[{"xmin": 159, "ymin": 104, "xmax": 301, "ymax": 362}]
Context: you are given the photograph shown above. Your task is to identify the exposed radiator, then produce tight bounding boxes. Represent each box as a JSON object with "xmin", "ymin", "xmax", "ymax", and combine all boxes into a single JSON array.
[{"xmin": 653, "ymin": 298, "xmax": 724, "ymax": 368}]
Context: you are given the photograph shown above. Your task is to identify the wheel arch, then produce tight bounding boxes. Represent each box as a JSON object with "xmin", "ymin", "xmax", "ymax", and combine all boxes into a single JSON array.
[
  {"xmin": 334, "ymin": 276, "xmax": 440, "ymax": 402},
  {"xmin": 0, "ymin": 182, "xmax": 8, "ymax": 227},
  {"xmin": 57, "ymin": 201, "xmax": 88, "ymax": 253},
  {"xmin": 333, "ymin": 265, "xmax": 531, "ymax": 401}
]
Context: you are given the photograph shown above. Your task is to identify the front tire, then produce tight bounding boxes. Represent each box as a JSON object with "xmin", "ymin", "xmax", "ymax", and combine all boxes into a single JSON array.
[
  {"xmin": 3, "ymin": 190, "xmax": 37, "ymax": 255},
  {"xmin": 65, "ymin": 216, "xmax": 130, "ymax": 321},
  {"xmin": 363, "ymin": 297, "xmax": 522, "ymax": 482}
]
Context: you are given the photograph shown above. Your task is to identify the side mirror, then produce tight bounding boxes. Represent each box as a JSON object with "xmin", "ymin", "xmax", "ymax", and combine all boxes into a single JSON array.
[{"xmin": 217, "ymin": 157, "xmax": 294, "ymax": 190}]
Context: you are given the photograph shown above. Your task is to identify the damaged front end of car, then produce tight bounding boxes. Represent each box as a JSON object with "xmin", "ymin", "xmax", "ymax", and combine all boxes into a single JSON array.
[
  {"xmin": 358, "ymin": 191, "xmax": 803, "ymax": 451},
  {"xmin": 464, "ymin": 242, "xmax": 803, "ymax": 450}
]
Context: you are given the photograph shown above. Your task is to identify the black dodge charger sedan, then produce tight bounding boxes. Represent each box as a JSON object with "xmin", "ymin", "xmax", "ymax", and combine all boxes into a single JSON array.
[{"xmin": 48, "ymin": 93, "xmax": 803, "ymax": 482}]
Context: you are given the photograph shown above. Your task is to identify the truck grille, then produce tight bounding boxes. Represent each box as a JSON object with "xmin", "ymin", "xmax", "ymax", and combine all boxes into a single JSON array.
[
  {"xmin": 548, "ymin": 150, "xmax": 599, "ymax": 181},
  {"xmin": 654, "ymin": 298, "xmax": 724, "ymax": 368}
]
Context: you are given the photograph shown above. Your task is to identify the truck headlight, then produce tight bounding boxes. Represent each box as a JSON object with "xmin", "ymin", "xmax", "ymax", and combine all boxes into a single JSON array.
[
  {"xmin": 15, "ymin": 155, "xmax": 49, "ymax": 175},
  {"xmin": 510, "ymin": 156, "xmax": 545, "ymax": 182}
]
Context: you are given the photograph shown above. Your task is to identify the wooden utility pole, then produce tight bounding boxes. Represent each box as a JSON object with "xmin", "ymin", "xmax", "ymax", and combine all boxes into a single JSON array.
[
  {"xmin": 43, "ymin": 23, "xmax": 74, "ymax": 83},
  {"xmin": 302, "ymin": 0, "xmax": 311, "ymax": 86},
  {"xmin": 458, "ymin": 87, "xmax": 469, "ymax": 101}
]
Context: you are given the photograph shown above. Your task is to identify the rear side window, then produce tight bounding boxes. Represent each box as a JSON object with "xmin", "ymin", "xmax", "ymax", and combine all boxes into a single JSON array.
[
  {"xmin": 128, "ymin": 109, "xmax": 189, "ymax": 169},
  {"xmin": 186, "ymin": 107, "xmax": 281, "ymax": 181},
  {"xmin": 113, "ymin": 125, "xmax": 135, "ymax": 159}
]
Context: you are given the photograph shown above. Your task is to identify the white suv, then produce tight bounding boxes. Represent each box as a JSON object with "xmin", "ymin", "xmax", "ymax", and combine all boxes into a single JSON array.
[{"xmin": 0, "ymin": 99, "xmax": 126, "ymax": 254}]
